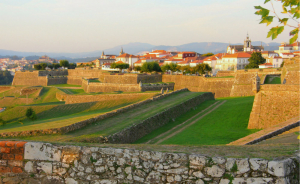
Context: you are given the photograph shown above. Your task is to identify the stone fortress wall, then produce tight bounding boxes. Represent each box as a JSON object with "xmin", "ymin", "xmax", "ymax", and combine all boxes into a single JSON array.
[
  {"xmin": 12, "ymin": 70, "xmax": 68, "ymax": 86},
  {"xmin": 162, "ymin": 75, "xmax": 235, "ymax": 98},
  {"xmin": 248, "ymin": 59, "xmax": 300, "ymax": 129},
  {"xmin": 0, "ymin": 141, "xmax": 298, "ymax": 184},
  {"xmin": 248, "ymin": 84, "xmax": 300, "ymax": 129}
]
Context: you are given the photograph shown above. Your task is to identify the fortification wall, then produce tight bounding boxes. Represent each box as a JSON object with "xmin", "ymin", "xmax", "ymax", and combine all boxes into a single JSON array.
[
  {"xmin": 86, "ymin": 82, "xmax": 141, "ymax": 93},
  {"xmin": 216, "ymin": 71, "xmax": 235, "ymax": 77},
  {"xmin": 38, "ymin": 70, "xmax": 68, "ymax": 76},
  {"xmin": 0, "ymin": 141, "xmax": 298, "ymax": 184},
  {"xmin": 162, "ymin": 75, "xmax": 234, "ymax": 98},
  {"xmin": 67, "ymin": 68, "xmax": 102, "ymax": 78},
  {"xmin": 12, "ymin": 71, "xmax": 48, "ymax": 86},
  {"xmin": 64, "ymin": 93, "xmax": 156, "ymax": 104},
  {"xmin": 284, "ymin": 71, "xmax": 300, "ymax": 85},
  {"xmin": 102, "ymin": 74, "xmax": 162, "ymax": 84},
  {"xmin": 47, "ymin": 77, "xmax": 68, "ymax": 85},
  {"xmin": 248, "ymin": 84, "xmax": 300, "ymax": 129},
  {"xmin": 141, "ymin": 83, "xmax": 174, "ymax": 92}
]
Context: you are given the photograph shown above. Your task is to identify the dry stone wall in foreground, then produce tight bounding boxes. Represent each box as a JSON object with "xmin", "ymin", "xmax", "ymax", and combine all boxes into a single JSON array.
[{"xmin": 0, "ymin": 141, "xmax": 298, "ymax": 184}]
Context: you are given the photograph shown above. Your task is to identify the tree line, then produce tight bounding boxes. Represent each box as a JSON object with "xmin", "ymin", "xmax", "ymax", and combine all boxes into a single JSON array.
[
  {"xmin": 110, "ymin": 61, "xmax": 212, "ymax": 74},
  {"xmin": 34, "ymin": 60, "xmax": 76, "ymax": 70}
]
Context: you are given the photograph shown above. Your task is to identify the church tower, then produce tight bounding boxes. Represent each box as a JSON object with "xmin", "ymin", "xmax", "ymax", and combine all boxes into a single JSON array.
[
  {"xmin": 119, "ymin": 47, "xmax": 124, "ymax": 55},
  {"xmin": 244, "ymin": 33, "xmax": 251, "ymax": 52}
]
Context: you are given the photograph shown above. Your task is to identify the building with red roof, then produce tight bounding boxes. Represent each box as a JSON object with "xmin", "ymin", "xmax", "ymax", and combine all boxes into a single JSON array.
[
  {"xmin": 275, "ymin": 42, "xmax": 299, "ymax": 54},
  {"xmin": 215, "ymin": 52, "xmax": 251, "ymax": 71}
]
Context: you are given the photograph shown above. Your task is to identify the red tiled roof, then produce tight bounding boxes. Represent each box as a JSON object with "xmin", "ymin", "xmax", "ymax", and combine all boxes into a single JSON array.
[
  {"xmin": 135, "ymin": 60, "xmax": 142, "ymax": 63},
  {"xmin": 151, "ymin": 50, "xmax": 167, "ymax": 53},
  {"xmin": 117, "ymin": 53, "xmax": 138, "ymax": 58},
  {"xmin": 190, "ymin": 60, "xmax": 203, "ymax": 63},
  {"xmin": 103, "ymin": 63, "xmax": 111, "ymax": 66},
  {"xmin": 280, "ymin": 42, "xmax": 300, "ymax": 47},
  {"xmin": 281, "ymin": 53, "xmax": 294, "ymax": 55},
  {"xmin": 116, "ymin": 61, "xmax": 124, "ymax": 64},
  {"xmin": 259, "ymin": 63, "xmax": 273, "ymax": 66},
  {"xmin": 222, "ymin": 53, "xmax": 251, "ymax": 58}
]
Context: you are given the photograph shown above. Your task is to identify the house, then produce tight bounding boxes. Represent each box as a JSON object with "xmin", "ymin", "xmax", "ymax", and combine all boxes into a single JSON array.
[
  {"xmin": 279, "ymin": 53, "xmax": 295, "ymax": 59},
  {"xmin": 215, "ymin": 52, "xmax": 251, "ymax": 71},
  {"xmin": 189, "ymin": 60, "xmax": 203, "ymax": 67},
  {"xmin": 259, "ymin": 63, "xmax": 274, "ymax": 69},
  {"xmin": 275, "ymin": 42, "xmax": 300, "ymax": 54},
  {"xmin": 164, "ymin": 58, "xmax": 184, "ymax": 65},
  {"xmin": 261, "ymin": 51, "xmax": 279, "ymax": 58},
  {"xmin": 265, "ymin": 56, "xmax": 283, "ymax": 68},
  {"xmin": 115, "ymin": 53, "xmax": 139, "ymax": 67},
  {"xmin": 101, "ymin": 63, "xmax": 119, "ymax": 71},
  {"xmin": 227, "ymin": 34, "xmax": 264, "ymax": 54}
]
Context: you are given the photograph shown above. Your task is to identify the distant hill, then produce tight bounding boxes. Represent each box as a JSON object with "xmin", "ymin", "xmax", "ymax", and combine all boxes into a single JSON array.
[{"xmin": 0, "ymin": 41, "xmax": 281, "ymax": 62}]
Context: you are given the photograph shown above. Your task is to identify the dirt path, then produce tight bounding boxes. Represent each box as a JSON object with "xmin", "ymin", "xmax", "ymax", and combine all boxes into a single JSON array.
[
  {"xmin": 155, "ymin": 100, "xmax": 227, "ymax": 145},
  {"xmin": 146, "ymin": 101, "xmax": 221, "ymax": 144}
]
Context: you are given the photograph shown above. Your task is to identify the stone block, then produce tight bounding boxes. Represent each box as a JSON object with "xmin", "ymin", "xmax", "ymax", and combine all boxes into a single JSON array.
[
  {"xmin": 249, "ymin": 158, "xmax": 268, "ymax": 171},
  {"xmin": 24, "ymin": 142, "xmax": 61, "ymax": 162},
  {"xmin": 236, "ymin": 159, "xmax": 250, "ymax": 174},
  {"xmin": 205, "ymin": 165, "xmax": 225, "ymax": 177},
  {"xmin": 268, "ymin": 159, "xmax": 293, "ymax": 177}
]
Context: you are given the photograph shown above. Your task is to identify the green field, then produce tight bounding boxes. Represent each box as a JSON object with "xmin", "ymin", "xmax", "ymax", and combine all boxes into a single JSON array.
[
  {"xmin": 5, "ymin": 91, "xmax": 203, "ymax": 142},
  {"xmin": 264, "ymin": 76, "xmax": 281, "ymax": 84},
  {"xmin": 0, "ymin": 93, "xmax": 155, "ymax": 133},
  {"xmin": 136, "ymin": 96, "xmax": 259, "ymax": 145}
]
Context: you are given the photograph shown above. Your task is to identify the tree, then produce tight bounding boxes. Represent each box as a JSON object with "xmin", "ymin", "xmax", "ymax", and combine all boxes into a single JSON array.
[
  {"xmin": 161, "ymin": 64, "xmax": 171, "ymax": 72},
  {"xmin": 169, "ymin": 63, "xmax": 178, "ymax": 72},
  {"xmin": 202, "ymin": 52, "xmax": 214, "ymax": 57},
  {"xmin": 60, "ymin": 60, "xmax": 70, "ymax": 68},
  {"xmin": 69, "ymin": 63, "xmax": 76, "ymax": 69},
  {"xmin": 134, "ymin": 66, "xmax": 141, "ymax": 72},
  {"xmin": 141, "ymin": 62, "xmax": 161, "ymax": 73},
  {"xmin": 255, "ymin": 0, "xmax": 299, "ymax": 44},
  {"xmin": 245, "ymin": 52, "xmax": 266, "ymax": 69},
  {"xmin": 34, "ymin": 64, "xmax": 42, "ymax": 70},
  {"xmin": 195, "ymin": 64, "xmax": 212, "ymax": 75},
  {"xmin": 0, "ymin": 117, "xmax": 6, "ymax": 126},
  {"xmin": 280, "ymin": 61, "xmax": 285, "ymax": 67},
  {"xmin": 26, "ymin": 107, "xmax": 37, "ymax": 121},
  {"xmin": 0, "ymin": 71, "xmax": 14, "ymax": 85},
  {"xmin": 111, "ymin": 63, "xmax": 129, "ymax": 71}
]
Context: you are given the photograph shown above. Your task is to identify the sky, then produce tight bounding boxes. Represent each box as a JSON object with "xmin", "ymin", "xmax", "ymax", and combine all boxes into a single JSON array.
[{"xmin": 0, "ymin": 0, "xmax": 296, "ymax": 53}]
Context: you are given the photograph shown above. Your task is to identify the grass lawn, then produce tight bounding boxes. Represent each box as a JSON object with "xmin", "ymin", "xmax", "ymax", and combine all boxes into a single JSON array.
[
  {"xmin": 135, "ymin": 100, "xmax": 217, "ymax": 144},
  {"xmin": 136, "ymin": 96, "xmax": 258, "ymax": 146},
  {"xmin": 264, "ymin": 76, "xmax": 281, "ymax": 84},
  {"xmin": 48, "ymin": 84, "xmax": 81, "ymax": 87},
  {"xmin": 5, "ymin": 92, "xmax": 204, "ymax": 142},
  {"xmin": 0, "ymin": 94, "xmax": 154, "ymax": 133}
]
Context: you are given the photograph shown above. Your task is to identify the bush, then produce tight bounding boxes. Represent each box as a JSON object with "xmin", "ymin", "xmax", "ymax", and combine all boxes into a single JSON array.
[
  {"xmin": 26, "ymin": 107, "xmax": 37, "ymax": 121},
  {"xmin": 0, "ymin": 117, "xmax": 6, "ymax": 126}
]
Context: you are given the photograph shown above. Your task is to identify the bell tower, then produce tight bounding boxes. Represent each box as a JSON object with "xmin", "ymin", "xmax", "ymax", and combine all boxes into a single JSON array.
[{"xmin": 244, "ymin": 33, "xmax": 251, "ymax": 52}]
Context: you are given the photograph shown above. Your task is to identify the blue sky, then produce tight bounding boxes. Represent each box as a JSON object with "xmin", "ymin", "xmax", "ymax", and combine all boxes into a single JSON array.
[{"xmin": 0, "ymin": 0, "xmax": 295, "ymax": 52}]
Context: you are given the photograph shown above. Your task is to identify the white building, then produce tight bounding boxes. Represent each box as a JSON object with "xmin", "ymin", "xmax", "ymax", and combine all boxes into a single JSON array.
[{"xmin": 215, "ymin": 52, "xmax": 251, "ymax": 71}]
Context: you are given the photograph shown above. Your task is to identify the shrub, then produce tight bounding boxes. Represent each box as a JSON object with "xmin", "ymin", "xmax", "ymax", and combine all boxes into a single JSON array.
[{"xmin": 26, "ymin": 107, "xmax": 37, "ymax": 121}]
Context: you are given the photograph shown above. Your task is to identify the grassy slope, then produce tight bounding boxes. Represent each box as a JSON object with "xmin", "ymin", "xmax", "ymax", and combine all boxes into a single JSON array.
[
  {"xmin": 135, "ymin": 100, "xmax": 217, "ymax": 144},
  {"xmin": 151, "ymin": 96, "xmax": 259, "ymax": 145},
  {"xmin": 0, "ymin": 93, "xmax": 155, "ymax": 133},
  {"xmin": 10, "ymin": 92, "xmax": 203, "ymax": 142}
]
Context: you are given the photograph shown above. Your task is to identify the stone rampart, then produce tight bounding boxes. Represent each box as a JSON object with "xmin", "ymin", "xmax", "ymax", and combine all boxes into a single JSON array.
[
  {"xmin": 141, "ymin": 83, "xmax": 174, "ymax": 92},
  {"xmin": 0, "ymin": 141, "xmax": 298, "ymax": 184},
  {"xmin": 216, "ymin": 71, "xmax": 235, "ymax": 77},
  {"xmin": 83, "ymin": 80, "xmax": 141, "ymax": 93},
  {"xmin": 0, "ymin": 89, "xmax": 188, "ymax": 138},
  {"xmin": 38, "ymin": 70, "xmax": 68, "ymax": 76},
  {"xmin": 64, "ymin": 93, "xmax": 157, "ymax": 104},
  {"xmin": 12, "ymin": 71, "xmax": 47, "ymax": 86},
  {"xmin": 107, "ymin": 92, "xmax": 214, "ymax": 144},
  {"xmin": 248, "ymin": 84, "xmax": 300, "ymax": 129},
  {"xmin": 162, "ymin": 75, "xmax": 234, "ymax": 98},
  {"xmin": 47, "ymin": 77, "xmax": 68, "ymax": 85},
  {"xmin": 102, "ymin": 73, "xmax": 162, "ymax": 84}
]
